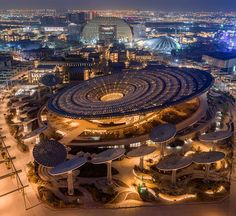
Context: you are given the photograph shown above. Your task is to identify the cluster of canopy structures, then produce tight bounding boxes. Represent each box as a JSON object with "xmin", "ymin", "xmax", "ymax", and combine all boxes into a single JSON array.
[
  {"xmin": 32, "ymin": 121, "xmax": 227, "ymax": 195},
  {"xmin": 47, "ymin": 69, "xmax": 213, "ymax": 119},
  {"xmin": 33, "ymin": 140, "xmax": 126, "ymax": 195},
  {"xmin": 156, "ymin": 151, "xmax": 225, "ymax": 184}
]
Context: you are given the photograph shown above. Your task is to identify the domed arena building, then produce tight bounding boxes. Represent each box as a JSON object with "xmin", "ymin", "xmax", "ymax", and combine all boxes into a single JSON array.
[
  {"xmin": 137, "ymin": 36, "xmax": 181, "ymax": 54},
  {"xmin": 81, "ymin": 17, "xmax": 133, "ymax": 44},
  {"xmin": 38, "ymin": 67, "xmax": 214, "ymax": 148}
]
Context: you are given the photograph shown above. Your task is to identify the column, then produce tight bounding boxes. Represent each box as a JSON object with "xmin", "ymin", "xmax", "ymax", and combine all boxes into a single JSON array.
[
  {"xmin": 172, "ymin": 169, "xmax": 177, "ymax": 185},
  {"xmin": 139, "ymin": 156, "xmax": 144, "ymax": 170},
  {"xmin": 212, "ymin": 141, "xmax": 217, "ymax": 151},
  {"xmin": 35, "ymin": 134, "xmax": 40, "ymax": 145},
  {"xmin": 107, "ymin": 160, "xmax": 112, "ymax": 185},
  {"xmin": 67, "ymin": 171, "xmax": 74, "ymax": 195},
  {"xmin": 37, "ymin": 88, "xmax": 41, "ymax": 100},
  {"xmin": 160, "ymin": 143, "xmax": 165, "ymax": 158},
  {"xmin": 16, "ymin": 108, "xmax": 20, "ymax": 121},
  {"xmin": 205, "ymin": 164, "xmax": 210, "ymax": 181},
  {"xmin": 23, "ymin": 124, "xmax": 29, "ymax": 134}
]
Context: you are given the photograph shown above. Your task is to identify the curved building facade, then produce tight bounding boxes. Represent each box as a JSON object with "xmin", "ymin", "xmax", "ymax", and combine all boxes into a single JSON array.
[
  {"xmin": 81, "ymin": 17, "xmax": 133, "ymax": 44},
  {"xmin": 39, "ymin": 68, "xmax": 214, "ymax": 147}
]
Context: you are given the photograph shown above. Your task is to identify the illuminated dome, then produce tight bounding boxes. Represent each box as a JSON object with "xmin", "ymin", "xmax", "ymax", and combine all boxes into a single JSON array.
[
  {"xmin": 137, "ymin": 36, "xmax": 181, "ymax": 54},
  {"xmin": 81, "ymin": 17, "xmax": 133, "ymax": 44}
]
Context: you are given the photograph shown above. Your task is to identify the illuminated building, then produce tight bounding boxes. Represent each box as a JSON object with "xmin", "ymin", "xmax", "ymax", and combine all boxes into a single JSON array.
[
  {"xmin": 202, "ymin": 52, "xmax": 236, "ymax": 73},
  {"xmin": 137, "ymin": 36, "xmax": 181, "ymax": 54},
  {"xmin": 39, "ymin": 68, "xmax": 213, "ymax": 147},
  {"xmin": 81, "ymin": 17, "xmax": 133, "ymax": 44}
]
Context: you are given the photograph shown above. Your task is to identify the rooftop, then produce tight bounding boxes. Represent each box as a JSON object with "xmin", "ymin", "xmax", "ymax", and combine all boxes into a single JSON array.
[
  {"xmin": 33, "ymin": 140, "xmax": 67, "ymax": 168},
  {"xmin": 204, "ymin": 52, "xmax": 236, "ymax": 60},
  {"xmin": 149, "ymin": 124, "xmax": 177, "ymax": 143},
  {"xmin": 47, "ymin": 68, "xmax": 214, "ymax": 119},
  {"xmin": 49, "ymin": 156, "xmax": 87, "ymax": 175}
]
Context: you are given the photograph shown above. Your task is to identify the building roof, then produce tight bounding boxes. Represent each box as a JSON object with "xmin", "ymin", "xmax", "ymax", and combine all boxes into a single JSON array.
[
  {"xmin": 126, "ymin": 145, "xmax": 156, "ymax": 158},
  {"xmin": 150, "ymin": 124, "xmax": 176, "ymax": 143},
  {"xmin": 47, "ymin": 68, "xmax": 214, "ymax": 119},
  {"xmin": 137, "ymin": 36, "xmax": 181, "ymax": 54},
  {"xmin": 204, "ymin": 52, "xmax": 236, "ymax": 60},
  {"xmin": 36, "ymin": 64, "xmax": 56, "ymax": 70},
  {"xmin": 81, "ymin": 16, "xmax": 133, "ymax": 44},
  {"xmin": 49, "ymin": 156, "xmax": 87, "ymax": 175},
  {"xmin": 199, "ymin": 130, "xmax": 232, "ymax": 142},
  {"xmin": 33, "ymin": 140, "xmax": 67, "ymax": 167},
  {"xmin": 91, "ymin": 148, "xmax": 125, "ymax": 164},
  {"xmin": 40, "ymin": 73, "xmax": 62, "ymax": 87},
  {"xmin": 193, "ymin": 151, "xmax": 225, "ymax": 164},
  {"xmin": 156, "ymin": 155, "xmax": 193, "ymax": 171}
]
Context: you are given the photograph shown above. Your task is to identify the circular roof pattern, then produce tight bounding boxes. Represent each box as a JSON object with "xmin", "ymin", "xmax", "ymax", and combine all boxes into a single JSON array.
[
  {"xmin": 48, "ymin": 69, "xmax": 213, "ymax": 119},
  {"xmin": 127, "ymin": 145, "xmax": 156, "ymax": 158},
  {"xmin": 33, "ymin": 140, "xmax": 67, "ymax": 167},
  {"xmin": 193, "ymin": 151, "xmax": 225, "ymax": 164},
  {"xmin": 150, "ymin": 124, "xmax": 177, "ymax": 143},
  {"xmin": 156, "ymin": 155, "xmax": 193, "ymax": 171},
  {"xmin": 91, "ymin": 148, "xmax": 125, "ymax": 164},
  {"xmin": 199, "ymin": 130, "xmax": 232, "ymax": 142},
  {"xmin": 40, "ymin": 73, "xmax": 62, "ymax": 87},
  {"xmin": 49, "ymin": 156, "xmax": 87, "ymax": 175},
  {"xmin": 137, "ymin": 36, "xmax": 181, "ymax": 53}
]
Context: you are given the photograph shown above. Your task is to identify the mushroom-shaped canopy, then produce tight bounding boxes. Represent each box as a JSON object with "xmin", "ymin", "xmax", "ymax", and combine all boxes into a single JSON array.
[
  {"xmin": 127, "ymin": 145, "xmax": 156, "ymax": 158},
  {"xmin": 91, "ymin": 148, "xmax": 125, "ymax": 164},
  {"xmin": 199, "ymin": 130, "xmax": 232, "ymax": 142},
  {"xmin": 193, "ymin": 151, "xmax": 225, "ymax": 164},
  {"xmin": 33, "ymin": 140, "xmax": 67, "ymax": 167},
  {"xmin": 156, "ymin": 155, "xmax": 193, "ymax": 171},
  {"xmin": 49, "ymin": 156, "xmax": 87, "ymax": 175},
  {"xmin": 22, "ymin": 126, "xmax": 48, "ymax": 140},
  {"xmin": 150, "ymin": 124, "xmax": 176, "ymax": 143}
]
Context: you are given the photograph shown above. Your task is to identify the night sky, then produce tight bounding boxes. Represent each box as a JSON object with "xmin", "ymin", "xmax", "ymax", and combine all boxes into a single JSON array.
[{"xmin": 0, "ymin": 0, "xmax": 235, "ymax": 11}]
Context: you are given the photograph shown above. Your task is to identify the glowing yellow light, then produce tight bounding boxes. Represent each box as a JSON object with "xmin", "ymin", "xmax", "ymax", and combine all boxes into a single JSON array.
[{"xmin": 159, "ymin": 193, "xmax": 197, "ymax": 202}]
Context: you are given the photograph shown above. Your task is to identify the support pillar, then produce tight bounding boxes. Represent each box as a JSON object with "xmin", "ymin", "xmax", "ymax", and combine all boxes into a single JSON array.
[
  {"xmin": 37, "ymin": 88, "xmax": 41, "ymax": 100},
  {"xmin": 35, "ymin": 134, "xmax": 40, "ymax": 145},
  {"xmin": 205, "ymin": 164, "xmax": 210, "ymax": 181},
  {"xmin": 107, "ymin": 160, "xmax": 112, "ymax": 185},
  {"xmin": 67, "ymin": 171, "xmax": 74, "ymax": 195},
  {"xmin": 160, "ymin": 143, "xmax": 165, "ymax": 158},
  {"xmin": 139, "ymin": 156, "xmax": 144, "ymax": 170},
  {"xmin": 212, "ymin": 141, "xmax": 217, "ymax": 151},
  {"xmin": 23, "ymin": 124, "xmax": 29, "ymax": 134},
  {"xmin": 16, "ymin": 108, "xmax": 20, "ymax": 121},
  {"xmin": 172, "ymin": 170, "xmax": 177, "ymax": 185}
]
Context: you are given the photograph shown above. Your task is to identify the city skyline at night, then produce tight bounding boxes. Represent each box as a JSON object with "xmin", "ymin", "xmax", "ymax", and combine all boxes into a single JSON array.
[
  {"xmin": 0, "ymin": 0, "xmax": 235, "ymax": 11},
  {"xmin": 0, "ymin": 1, "xmax": 236, "ymax": 216}
]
